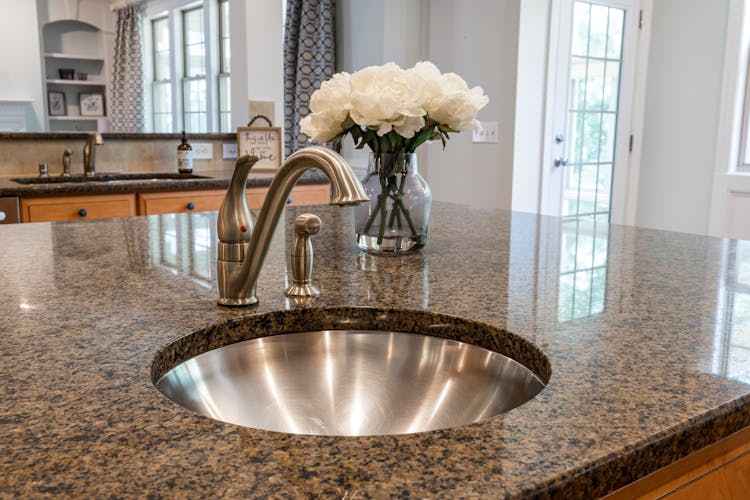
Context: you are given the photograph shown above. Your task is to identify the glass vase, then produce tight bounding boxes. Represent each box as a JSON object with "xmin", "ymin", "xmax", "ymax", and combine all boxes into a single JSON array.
[{"xmin": 355, "ymin": 152, "xmax": 431, "ymax": 254}]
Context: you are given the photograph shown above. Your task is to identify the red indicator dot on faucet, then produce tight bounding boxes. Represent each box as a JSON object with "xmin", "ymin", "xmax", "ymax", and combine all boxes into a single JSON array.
[{"xmin": 240, "ymin": 225, "xmax": 247, "ymax": 232}]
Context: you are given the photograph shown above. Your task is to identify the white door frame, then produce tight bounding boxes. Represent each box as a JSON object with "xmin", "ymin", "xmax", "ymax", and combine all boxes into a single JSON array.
[
  {"xmin": 540, "ymin": 0, "xmax": 650, "ymax": 225},
  {"xmin": 708, "ymin": 0, "xmax": 750, "ymax": 238}
]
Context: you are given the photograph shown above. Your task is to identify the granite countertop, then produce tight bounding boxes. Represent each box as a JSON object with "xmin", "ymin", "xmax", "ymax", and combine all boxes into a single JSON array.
[
  {"xmin": 2, "ymin": 203, "xmax": 750, "ymax": 497},
  {"xmin": 0, "ymin": 168, "xmax": 328, "ymax": 197}
]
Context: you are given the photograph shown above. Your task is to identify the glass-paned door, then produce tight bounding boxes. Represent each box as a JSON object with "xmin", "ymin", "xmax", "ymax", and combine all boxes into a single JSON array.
[
  {"xmin": 543, "ymin": 0, "xmax": 639, "ymax": 224},
  {"xmin": 563, "ymin": 2, "xmax": 624, "ymax": 219}
]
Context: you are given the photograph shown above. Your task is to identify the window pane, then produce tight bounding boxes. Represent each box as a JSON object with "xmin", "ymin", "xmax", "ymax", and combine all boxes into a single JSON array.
[
  {"xmin": 183, "ymin": 8, "xmax": 205, "ymax": 77},
  {"xmin": 184, "ymin": 78, "xmax": 207, "ymax": 133},
  {"xmin": 606, "ymin": 8, "xmax": 624, "ymax": 58},
  {"xmin": 220, "ymin": 0, "xmax": 231, "ymax": 73},
  {"xmin": 571, "ymin": 2, "xmax": 590, "ymax": 57},
  {"xmin": 588, "ymin": 4, "xmax": 609, "ymax": 58},
  {"xmin": 153, "ymin": 82, "xmax": 172, "ymax": 132},
  {"xmin": 152, "ymin": 18, "xmax": 171, "ymax": 81}
]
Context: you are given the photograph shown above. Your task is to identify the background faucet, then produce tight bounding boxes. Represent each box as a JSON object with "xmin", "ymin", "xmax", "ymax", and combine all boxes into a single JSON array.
[
  {"xmin": 216, "ymin": 146, "xmax": 369, "ymax": 307},
  {"xmin": 83, "ymin": 133, "xmax": 103, "ymax": 176}
]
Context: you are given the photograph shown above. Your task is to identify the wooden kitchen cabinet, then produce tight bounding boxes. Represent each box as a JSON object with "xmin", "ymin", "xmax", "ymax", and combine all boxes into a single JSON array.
[
  {"xmin": 606, "ymin": 425, "xmax": 750, "ymax": 499},
  {"xmin": 18, "ymin": 184, "xmax": 330, "ymax": 222},
  {"xmin": 21, "ymin": 193, "xmax": 136, "ymax": 222},
  {"xmin": 137, "ymin": 184, "xmax": 330, "ymax": 216}
]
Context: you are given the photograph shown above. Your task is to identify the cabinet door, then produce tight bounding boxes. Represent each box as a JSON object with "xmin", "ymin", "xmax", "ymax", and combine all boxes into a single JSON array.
[
  {"xmin": 137, "ymin": 190, "xmax": 227, "ymax": 215},
  {"xmin": 21, "ymin": 194, "xmax": 136, "ymax": 222}
]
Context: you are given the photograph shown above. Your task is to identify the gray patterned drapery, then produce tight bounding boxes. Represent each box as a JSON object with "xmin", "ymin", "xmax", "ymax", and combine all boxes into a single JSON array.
[
  {"xmin": 111, "ymin": 5, "xmax": 144, "ymax": 132},
  {"xmin": 283, "ymin": 0, "xmax": 336, "ymax": 158}
]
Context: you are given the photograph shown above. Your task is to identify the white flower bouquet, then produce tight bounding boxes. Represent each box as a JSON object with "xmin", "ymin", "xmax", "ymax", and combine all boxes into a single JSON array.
[
  {"xmin": 300, "ymin": 61, "xmax": 489, "ymax": 154},
  {"xmin": 301, "ymin": 61, "xmax": 489, "ymax": 253}
]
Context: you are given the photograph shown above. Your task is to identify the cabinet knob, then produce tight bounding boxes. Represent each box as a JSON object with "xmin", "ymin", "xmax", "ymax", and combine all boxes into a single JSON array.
[
  {"xmin": 78, "ymin": 208, "xmax": 87, "ymax": 217},
  {"xmin": 186, "ymin": 202, "xmax": 195, "ymax": 210}
]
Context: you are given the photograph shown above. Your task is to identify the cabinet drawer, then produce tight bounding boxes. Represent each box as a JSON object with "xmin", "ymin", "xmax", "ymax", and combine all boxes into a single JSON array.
[
  {"xmin": 21, "ymin": 194, "xmax": 136, "ymax": 222},
  {"xmin": 138, "ymin": 190, "xmax": 226, "ymax": 215}
]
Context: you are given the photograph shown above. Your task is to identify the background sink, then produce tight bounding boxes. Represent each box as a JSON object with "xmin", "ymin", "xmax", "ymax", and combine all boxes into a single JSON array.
[
  {"xmin": 152, "ymin": 308, "xmax": 550, "ymax": 437},
  {"xmin": 11, "ymin": 172, "xmax": 210, "ymax": 184}
]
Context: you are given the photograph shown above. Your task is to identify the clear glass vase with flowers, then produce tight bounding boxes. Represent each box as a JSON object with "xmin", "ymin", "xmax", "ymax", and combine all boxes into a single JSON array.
[{"xmin": 301, "ymin": 61, "xmax": 489, "ymax": 254}]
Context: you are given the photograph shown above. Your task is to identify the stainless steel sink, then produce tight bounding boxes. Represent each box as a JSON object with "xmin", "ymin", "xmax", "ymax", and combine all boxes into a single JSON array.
[
  {"xmin": 152, "ymin": 309, "xmax": 549, "ymax": 437},
  {"xmin": 11, "ymin": 172, "xmax": 210, "ymax": 184}
]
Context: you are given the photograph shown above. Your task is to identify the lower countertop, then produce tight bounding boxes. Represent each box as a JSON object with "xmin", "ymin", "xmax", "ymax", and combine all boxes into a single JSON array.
[
  {"xmin": 1, "ymin": 203, "xmax": 750, "ymax": 497},
  {"xmin": 0, "ymin": 167, "xmax": 328, "ymax": 197}
]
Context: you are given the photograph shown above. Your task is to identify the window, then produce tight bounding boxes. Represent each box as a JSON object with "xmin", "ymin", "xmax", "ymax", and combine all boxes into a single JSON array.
[
  {"xmin": 145, "ymin": 0, "xmax": 230, "ymax": 133},
  {"xmin": 182, "ymin": 6, "xmax": 207, "ymax": 132},
  {"xmin": 152, "ymin": 17, "xmax": 173, "ymax": 132},
  {"xmin": 218, "ymin": 0, "xmax": 231, "ymax": 132}
]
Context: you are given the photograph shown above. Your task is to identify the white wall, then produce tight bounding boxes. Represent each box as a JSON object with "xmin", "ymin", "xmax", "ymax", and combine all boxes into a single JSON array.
[
  {"xmin": 423, "ymin": 0, "xmax": 520, "ymax": 210},
  {"xmin": 636, "ymin": 0, "xmax": 729, "ymax": 235},
  {"xmin": 230, "ymin": 0, "xmax": 284, "ymax": 129},
  {"xmin": 0, "ymin": 0, "xmax": 45, "ymax": 131},
  {"xmin": 512, "ymin": 0, "xmax": 550, "ymax": 214}
]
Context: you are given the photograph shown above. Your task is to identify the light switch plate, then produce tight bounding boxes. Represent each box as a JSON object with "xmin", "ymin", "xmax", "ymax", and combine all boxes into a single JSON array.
[
  {"xmin": 472, "ymin": 122, "xmax": 499, "ymax": 143},
  {"xmin": 192, "ymin": 142, "xmax": 213, "ymax": 159},
  {"xmin": 222, "ymin": 143, "xmax": 238, "ymax": 159}
]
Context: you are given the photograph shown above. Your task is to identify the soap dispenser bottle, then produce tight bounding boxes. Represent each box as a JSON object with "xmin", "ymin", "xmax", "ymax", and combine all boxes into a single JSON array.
[{"xmin": 177, "ymin": 131, "xmax": 193, "ymax": 173}]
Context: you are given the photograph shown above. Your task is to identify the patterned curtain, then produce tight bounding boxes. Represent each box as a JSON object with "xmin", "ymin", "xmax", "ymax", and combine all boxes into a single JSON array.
[
  {"xmin": 283, "ymin": 0, "xmax": 336, "ymax": 157},
  {"xmin": 111, "ymin": 5, "xmax": 144, "ymax": 132}
]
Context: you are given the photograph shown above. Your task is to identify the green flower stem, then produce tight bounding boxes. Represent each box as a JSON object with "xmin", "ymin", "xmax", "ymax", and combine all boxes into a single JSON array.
[{"xmin": 361, "ymin": 152, "xmax": 419, "ymax": 245}]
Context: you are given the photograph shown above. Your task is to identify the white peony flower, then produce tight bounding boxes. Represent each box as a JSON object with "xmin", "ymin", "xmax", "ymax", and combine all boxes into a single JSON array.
[
  {"xmin": 300, "ymin": 72, "xmax": 352, "ymax": 142},
  {"xmin": 349, "ymin": 62, "xmax": 427, "ymax": 138},
  {"xmin": 427, "ymin": 72, "xmax": 489, "ymax": 131}
]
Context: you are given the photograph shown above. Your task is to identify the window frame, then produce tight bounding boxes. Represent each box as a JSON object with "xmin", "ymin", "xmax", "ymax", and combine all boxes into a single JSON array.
[{"xmin": 142, "ymin": 0, "xmax": 226, "ymax": 133}]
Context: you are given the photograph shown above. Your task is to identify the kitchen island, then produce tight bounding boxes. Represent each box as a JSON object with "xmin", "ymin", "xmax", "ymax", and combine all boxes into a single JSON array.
[{"xmin": 1, "ymin": 202, "xmax": 749, "ymax": 497}]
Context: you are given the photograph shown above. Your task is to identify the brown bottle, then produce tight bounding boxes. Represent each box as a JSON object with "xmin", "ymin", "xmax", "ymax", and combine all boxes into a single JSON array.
[{"xmin": 177, "ymin": 131, "xmax": 193, "ymax": 173}]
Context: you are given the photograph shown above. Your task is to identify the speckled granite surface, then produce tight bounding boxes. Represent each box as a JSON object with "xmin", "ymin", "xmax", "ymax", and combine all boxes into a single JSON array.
[
  {"xmin": 0, "ymin": 168, "xmax": 328, "ymax": 197},
  {"xmin": 2, "ymin": 204, "xmax": 750, "ymax": 498}
]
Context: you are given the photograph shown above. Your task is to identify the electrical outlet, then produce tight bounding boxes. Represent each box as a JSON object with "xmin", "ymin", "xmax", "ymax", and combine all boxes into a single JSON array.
[
  {"xmin": 223, "ymin": 143, "xmax": 238, "ymax": 159},
  {"xmin": 472, "ymin": 121, "xmax": 499, "ymax": 144},
  {"xmin": 191, "ymin": 142, "xmax": 213, "ymax": 159}
]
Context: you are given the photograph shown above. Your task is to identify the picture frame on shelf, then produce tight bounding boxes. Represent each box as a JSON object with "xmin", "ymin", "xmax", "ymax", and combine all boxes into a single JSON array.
[
  {"xmin": 79, "ymin": 92, "xmax": 105, "ymax": 117},
  {"xmin": 48, "ymin": 91, "xmax": 66, "ymax": 116},
  {"xmin": 236, "ymin": 127, "xmax": 282, "ymax": 171}
]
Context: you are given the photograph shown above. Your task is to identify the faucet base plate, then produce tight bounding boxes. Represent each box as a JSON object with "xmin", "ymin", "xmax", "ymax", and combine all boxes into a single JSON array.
[{"xmin": 217, "ymin": 296, "xmax": 259, "ymax": 308}]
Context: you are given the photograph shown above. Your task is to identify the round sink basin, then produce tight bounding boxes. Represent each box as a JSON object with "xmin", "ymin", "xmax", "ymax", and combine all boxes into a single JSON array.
[{"xmin": 152, "ymin": 308, "xmax": 550, "ymax": 437}]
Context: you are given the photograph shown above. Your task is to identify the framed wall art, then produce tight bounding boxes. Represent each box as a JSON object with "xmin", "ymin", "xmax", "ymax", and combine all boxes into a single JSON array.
[
  {"xmin": 79, "ymin": 92, "xmax": 105, "ymax": 117},
  {"xmin": 236, "ymin": 127, "xmax": 282, "ymax": 171},
  {"xmin": 48, "ymin": 91, "xmax": 66, "ymax": 116}
]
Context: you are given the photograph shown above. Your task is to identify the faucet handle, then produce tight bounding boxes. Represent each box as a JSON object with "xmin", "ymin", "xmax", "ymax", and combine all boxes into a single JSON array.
[
  {"xmin": 217, "ymin": 155, "xmax": 260, "ymax": 243},
  {"xmin": 285, "ymin": 213, "xmax": 322, "ymax": 299},
  {"xmin": 62, "ymin": 149, "xmax": 72, "ymax": 177}
]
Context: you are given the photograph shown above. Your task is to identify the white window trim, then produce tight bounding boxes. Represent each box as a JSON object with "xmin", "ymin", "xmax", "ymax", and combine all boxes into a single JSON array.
[{"xmin": 708, "ymin": 0, "xmax": 750, "ymax": 237}]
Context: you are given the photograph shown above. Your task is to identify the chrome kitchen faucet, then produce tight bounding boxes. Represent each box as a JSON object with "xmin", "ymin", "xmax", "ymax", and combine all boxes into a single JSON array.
[{"xmin": 216, "ymin": 146, "xmax": 369, "ymax": 307}]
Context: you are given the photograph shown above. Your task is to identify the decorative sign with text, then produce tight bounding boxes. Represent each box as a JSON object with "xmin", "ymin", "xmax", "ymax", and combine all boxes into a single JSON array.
[{"xmin": 236, "ymin": 127, "xmax": 282, "ymax": 171}]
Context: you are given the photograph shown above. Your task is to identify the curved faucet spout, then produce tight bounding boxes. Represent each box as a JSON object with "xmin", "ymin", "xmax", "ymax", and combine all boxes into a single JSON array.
[{"xmin": 217, "ymin": 146, "xmax": 369, "ymax": 307}]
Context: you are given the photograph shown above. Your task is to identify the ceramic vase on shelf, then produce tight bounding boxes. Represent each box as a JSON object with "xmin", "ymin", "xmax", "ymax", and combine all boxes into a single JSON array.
[{"xmin": 354, "ymin": 152, "xmax": 432, "ymax": 254}]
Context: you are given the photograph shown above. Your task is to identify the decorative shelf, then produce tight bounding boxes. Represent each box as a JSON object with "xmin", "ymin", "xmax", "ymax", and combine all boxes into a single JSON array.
[
  {"xmin": 44, "ymin": 52, "xmax": 105, "ymax": 62},
  {"xmin": 49, "ymin": 116, "xmax": 104, "ymax": 121},
  {"xmin": 46, "ymin": 79, "xmax": 106, "ymax": 86}
]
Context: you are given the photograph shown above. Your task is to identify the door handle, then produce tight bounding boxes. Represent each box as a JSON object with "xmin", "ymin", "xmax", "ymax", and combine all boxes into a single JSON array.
[{"xmin": 554, "ymin": 155, "xmax": 569, "ymax": 167}]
